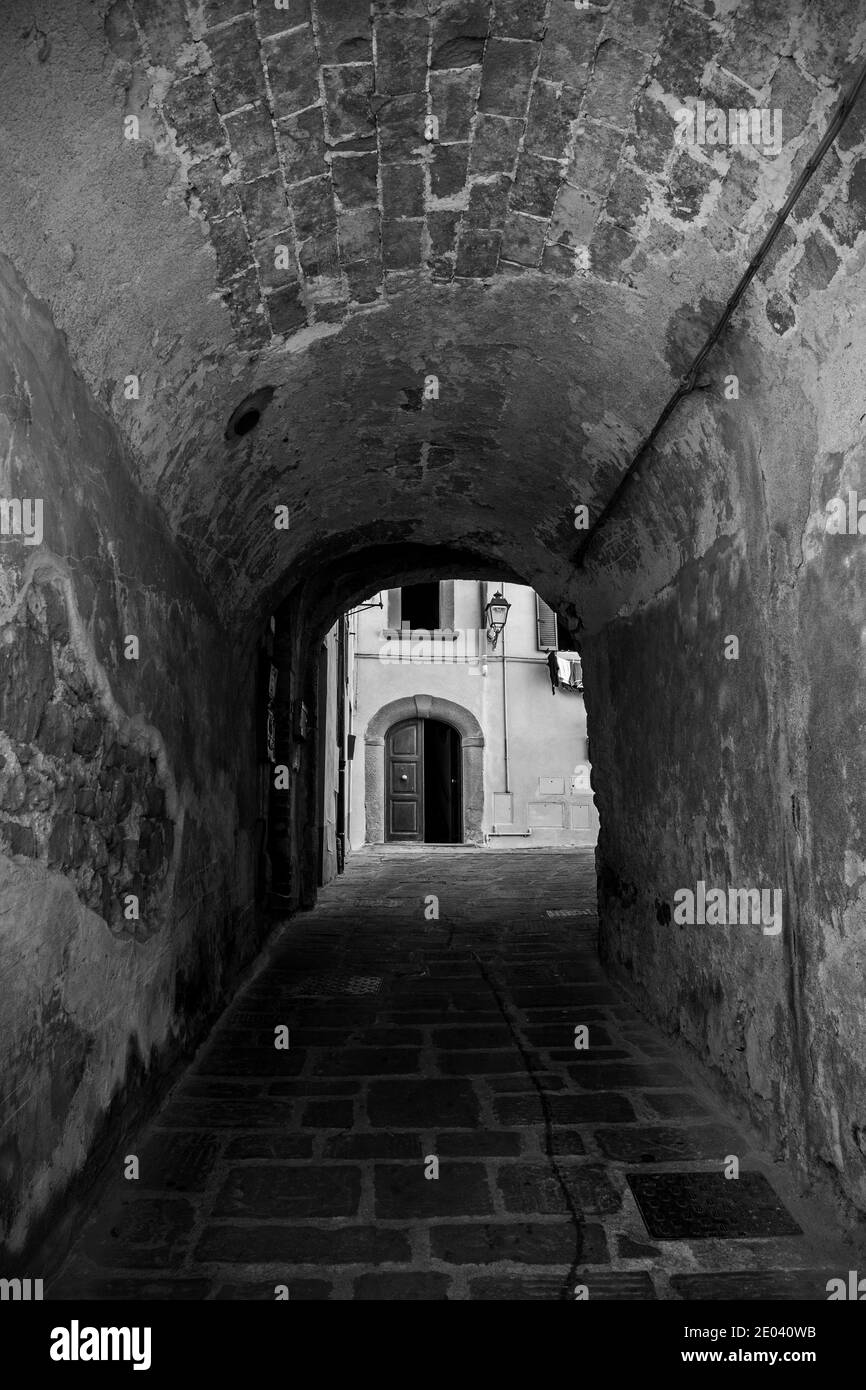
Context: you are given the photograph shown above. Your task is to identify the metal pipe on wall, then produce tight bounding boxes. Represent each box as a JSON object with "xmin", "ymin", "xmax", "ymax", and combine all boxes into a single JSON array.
[{"xmin": 500, "ymin": 581, "xmax": 510, "ymax": 796}]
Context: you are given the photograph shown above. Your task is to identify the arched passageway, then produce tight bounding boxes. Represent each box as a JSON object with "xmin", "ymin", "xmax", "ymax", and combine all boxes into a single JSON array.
[{"xmin": 0, "ymin": 0, "xmax": 865, "ymax": 1304}]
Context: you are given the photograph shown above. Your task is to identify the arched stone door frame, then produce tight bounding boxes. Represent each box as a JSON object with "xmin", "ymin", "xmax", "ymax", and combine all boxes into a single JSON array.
[{"xmin": 364, "ymin": 694, "xmax": 484, "ymax": 845}]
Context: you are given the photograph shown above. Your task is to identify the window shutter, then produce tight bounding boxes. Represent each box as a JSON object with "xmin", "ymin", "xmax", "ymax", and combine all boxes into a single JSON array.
[
  {"xmin": 439, "ymin": 580, "xmax": 455, "ymax": 631},
  {"xmin": 535, "ymin": 593, "xmax": 558, "ymax": 650}
]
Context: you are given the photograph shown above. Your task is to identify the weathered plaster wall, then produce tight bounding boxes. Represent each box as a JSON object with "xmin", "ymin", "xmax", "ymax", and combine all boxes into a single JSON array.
[
  {"xmin": 0, "ymin": 257, "xmax": 263, "ymax": 1264},
  {"xmin": 579, "ymin": 247, "xmax": 866, "ymax": 1216}
]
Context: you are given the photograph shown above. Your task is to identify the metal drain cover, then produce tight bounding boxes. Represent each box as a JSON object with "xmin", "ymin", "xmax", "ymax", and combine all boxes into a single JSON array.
[
  {"xmin": 627, "ymin": 1171, "xmax": 802, "ymax": 1240},
  {"xmin": 286, "ymin": 973, "xmax": 383, "ymax": 997}
]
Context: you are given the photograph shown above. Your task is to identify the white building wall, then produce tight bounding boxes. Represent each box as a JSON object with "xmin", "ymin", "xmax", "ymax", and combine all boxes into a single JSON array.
[{"xmin": 347, "ymin": 581, "xmax": 599, "ymax": 850}]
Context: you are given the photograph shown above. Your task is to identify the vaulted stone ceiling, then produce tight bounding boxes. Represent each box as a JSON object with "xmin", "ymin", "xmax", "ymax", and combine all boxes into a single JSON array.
[{"xmin": 0, "ymin": 0, "xmax": 863, "ymax": 626}]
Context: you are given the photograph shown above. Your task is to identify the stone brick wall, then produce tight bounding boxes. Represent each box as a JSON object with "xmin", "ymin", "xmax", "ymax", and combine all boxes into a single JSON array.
[
  {"xmin": 0, "ymin": 255, "xmax": 265, "ymax": 1264},
  {"xmin": 108, "ymin": 0, "xmax": 859, "ymax": 345}
]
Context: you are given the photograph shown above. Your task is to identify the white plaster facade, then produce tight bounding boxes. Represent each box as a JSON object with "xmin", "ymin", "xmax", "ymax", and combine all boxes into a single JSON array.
[{"xmin": 345, "ymin": 580, "xmax": 599, "ymax": 850}]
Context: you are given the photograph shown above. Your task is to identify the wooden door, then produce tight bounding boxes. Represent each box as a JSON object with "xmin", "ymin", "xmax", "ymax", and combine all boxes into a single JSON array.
[{"xmin": 386, "ymin": 718, "xmax": 423, "ymax": 841}]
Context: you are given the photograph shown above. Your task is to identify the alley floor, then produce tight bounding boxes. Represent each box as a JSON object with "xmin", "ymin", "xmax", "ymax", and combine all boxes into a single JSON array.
[{"xmin": 51, "ymin": 848, "xmax": 862, "ymax": 1301}]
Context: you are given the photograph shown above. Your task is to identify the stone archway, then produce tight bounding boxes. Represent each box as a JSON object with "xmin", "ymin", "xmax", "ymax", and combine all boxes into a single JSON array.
[{"xmin": 364, "ymin": 695, "xmax": 484, "ymax": 846}]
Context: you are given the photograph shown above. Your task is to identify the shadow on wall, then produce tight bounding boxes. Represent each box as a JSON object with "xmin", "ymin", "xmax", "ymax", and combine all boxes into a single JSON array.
[{"xmin": 0, "ymin": 257, "xmax": 265, "ymax": 1270}]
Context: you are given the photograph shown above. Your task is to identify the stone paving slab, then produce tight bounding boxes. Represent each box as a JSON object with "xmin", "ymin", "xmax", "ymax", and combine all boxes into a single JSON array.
[
  {"xmin": 669, "ymin": 1270, "xmax": 841, "ymax": 1300},
  {"xmin": 49, "ymin": 848, "xmax": 862, "ymax": 1302}
]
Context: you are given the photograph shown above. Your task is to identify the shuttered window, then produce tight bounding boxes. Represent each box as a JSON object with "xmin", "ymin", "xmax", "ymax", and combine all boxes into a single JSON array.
[
  {"xmin": 535, "ymin": 593, "xmax": 558, "ymax": 650},
  {"xmin": 401, "ymin": 583, "xmax": 439, "ymax": 630},
  {"xmin": 439, "ymin": 580, "xmax": 455, "ymax": 630}
]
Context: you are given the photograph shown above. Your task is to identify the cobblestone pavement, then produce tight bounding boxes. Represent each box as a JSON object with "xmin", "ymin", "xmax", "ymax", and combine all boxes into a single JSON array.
[{"xmin": 51, "ymin": 848, "xmax": 861, "ymax": 1301}]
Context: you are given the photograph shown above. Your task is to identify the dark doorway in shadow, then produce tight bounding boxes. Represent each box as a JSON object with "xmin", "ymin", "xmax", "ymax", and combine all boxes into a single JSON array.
[
  {"xmin": 424, "ymin": 718, "xmax": 462, "ymax": 844},
  {"xmin": 385, "ymin": 717, "xmax": 462, "ymax": 843}
]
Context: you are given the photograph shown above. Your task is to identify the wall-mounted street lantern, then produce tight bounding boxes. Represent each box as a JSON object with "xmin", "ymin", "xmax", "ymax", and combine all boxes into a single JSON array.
[{"xmin": 484, "ymin": 589, "xmax": 512, "ymax": 649}]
